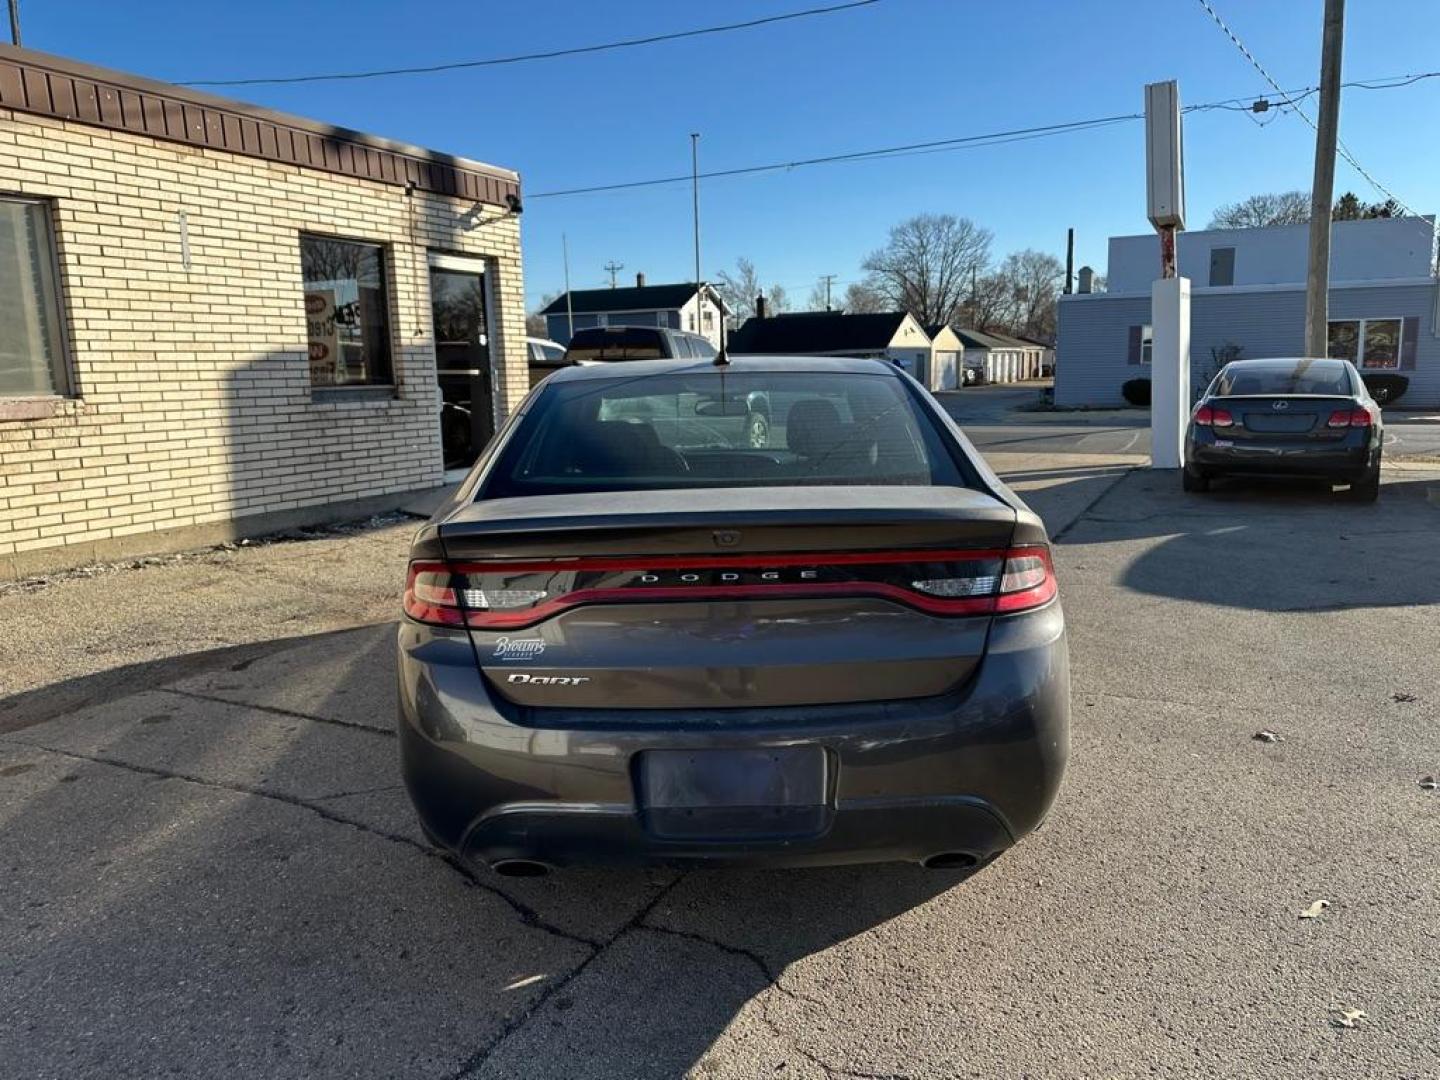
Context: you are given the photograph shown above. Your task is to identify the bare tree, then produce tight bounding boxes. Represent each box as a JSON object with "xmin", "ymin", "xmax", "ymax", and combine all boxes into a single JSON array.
[
  {"xmin": 526, "ymin": 291, "xmax": 559, "ymax": 337},
  {"xmin": 715, "ymin": 258, "xmax": 789, "ymax": 322},
  {"xmin": 842, "ymin": 281, "xmax": 887, "ymax": 314},
  {"xmin": 1207, "ymin": 190, "xmax": 1311, "ymax": 229},
  {"xmin": 967, "ymin": 270, "xmax": 1017, "ymax": 333},
  {"xmin": 1000, "ymin": 249, "xmax": 1064, "ymax": 339},
  {"xmin": 955, "ymin": 249, "xmax": 1064, "ymax": 338},
  {"xmin": 861, "ymin": 214, "xmax": 992, "ymax": 326},
  {"xmin": 805, "ymin": 280, "xmax": 831, "ymax": 311}
]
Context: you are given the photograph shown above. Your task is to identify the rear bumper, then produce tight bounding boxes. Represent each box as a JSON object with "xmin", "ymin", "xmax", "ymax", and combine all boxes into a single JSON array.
[
  {"xmin": 1187, "ymin": 431, "xmax": 1377, "ymax": 479},
  {"xmin": 396, "ymin": 604, "xmax": 1069, "ymax": 870}
]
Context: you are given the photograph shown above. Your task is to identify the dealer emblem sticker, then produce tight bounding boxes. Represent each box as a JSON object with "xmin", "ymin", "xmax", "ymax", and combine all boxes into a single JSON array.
[{"xmin": 493, "ymin": 637, "xmax": 546, "ymax": 661}]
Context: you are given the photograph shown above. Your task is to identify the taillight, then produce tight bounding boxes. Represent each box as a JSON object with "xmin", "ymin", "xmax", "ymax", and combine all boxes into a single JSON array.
[
  {"xmin": 1328, "ymin": 407, "xmax": 1372, "ymax": 428},
  {"xmin": 1193, "ymin": 404, "xmax": 1232, "ymax": 427},
  {"xmin": 995, "ymin": 549, "xmax": 1057, "ymax": 612},
  {"xmin": 403, "ymin": 547, "xmax": 1058, "ymax": 629}
]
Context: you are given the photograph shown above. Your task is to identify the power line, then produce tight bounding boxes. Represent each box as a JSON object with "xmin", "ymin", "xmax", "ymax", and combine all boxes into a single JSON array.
[
  {"xmin": 528, "ymin": 114, "xmax": 1142, "ymax": 199},
  {"xmin": 1193, "ymin": 0, "xmax": 1415, "ymax": 216},
  {"xmin": 178, "ymin": 0, "xmax": 885, "ymax": 87},
  {"xmin": 525, "ymin": 66, "xmax": 1438, "ymax": 204}
]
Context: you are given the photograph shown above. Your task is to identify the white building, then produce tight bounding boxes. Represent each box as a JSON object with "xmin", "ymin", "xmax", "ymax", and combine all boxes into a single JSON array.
[
  {"xmin": 1057, "ymin": 216, "xmax": 1439, "ymax": 407},
  {"xmin": 541, "ymin": 276, "xmax": 730, "ymax": 349}
]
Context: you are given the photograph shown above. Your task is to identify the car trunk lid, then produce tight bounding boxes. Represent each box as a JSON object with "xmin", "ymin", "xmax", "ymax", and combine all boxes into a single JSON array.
[
  {"xmin": 430, "ymin": 486, "xmax": 1022, "ymax": 709},
  {"xmin": 1214, "ymin": 396, "xmax": 1356, "ymax": 440}
]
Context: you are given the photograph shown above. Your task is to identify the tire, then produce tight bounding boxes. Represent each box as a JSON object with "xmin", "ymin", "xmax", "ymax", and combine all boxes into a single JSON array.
[
  {"xmin": 746, "ymin": 411, "xmax": 770, "ymax": 449},
  {"xmin": 1182, "ymin": 466, "xmax": 1210, "ymax": 493},
  {"xmin": 1348, "ymin": 469, "xmax": 1380, "ymax": 503}
]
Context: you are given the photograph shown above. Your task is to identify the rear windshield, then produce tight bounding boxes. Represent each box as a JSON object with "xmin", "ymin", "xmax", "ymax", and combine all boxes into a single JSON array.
[
  {"xmin": 1215, "ymin": 361, "xmax": 1352, "ymax": 397},
  {"xmin": 564, "ymin": 327, "xmax": 666, "ymax": 362},
  {"xmin": 481, "ymin": 371, "xmax": 969, "ymax": 498}
]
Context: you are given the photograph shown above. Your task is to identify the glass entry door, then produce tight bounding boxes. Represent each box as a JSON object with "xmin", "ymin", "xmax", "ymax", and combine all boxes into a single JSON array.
[{"xmin": 429, "ymin": 256, "xmax": 494, "ymax": 468}]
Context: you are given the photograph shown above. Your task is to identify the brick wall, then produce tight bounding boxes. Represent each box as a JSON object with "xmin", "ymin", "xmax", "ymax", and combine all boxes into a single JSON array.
[{"xmin": 0, "ymin": 107, "xmax": 527, "ymax": 575}]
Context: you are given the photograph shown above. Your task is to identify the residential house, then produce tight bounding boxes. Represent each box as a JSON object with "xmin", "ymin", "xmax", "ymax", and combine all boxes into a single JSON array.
[
  {"xmin": 540, "ymin": 274, "xmax": 730, "ymax": 349},
  {"xmin": 0, "ymin": 44, "xmax": 527, "ymax": 577},
  {"xmin": 1055, "ymin": 216, "xmax": 1439, "ymax": 407},
  {"xmin": 727, "ymin": 310, "xmax": 932, "ymax": 379},
  {"xmin": 925, "ymin": 324, "xmax": 964, "ymax": 390}
]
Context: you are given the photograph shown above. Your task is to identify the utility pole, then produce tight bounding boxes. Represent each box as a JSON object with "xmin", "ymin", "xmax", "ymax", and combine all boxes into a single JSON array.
[
  {"xmin": 1305, "ymin": 0, "xmax": 1345, "ymax": 358},
  {"xmin": 603, "ymin": 260, "xmax": 624, "ymax": 289},
  {"xmin": 969, "ymin": 266, "xmax": 978, "ymax": 326},
  {"xmin": 563, "ymin": 234, "xmax": 574, "ymax": 340},
  {"xmin": 819, "ymin": 274, "xmax": 837, "ymax": 311},
  {"xmin": 8, "ymin": 0, "xmax": 20, "ymax": 46}
]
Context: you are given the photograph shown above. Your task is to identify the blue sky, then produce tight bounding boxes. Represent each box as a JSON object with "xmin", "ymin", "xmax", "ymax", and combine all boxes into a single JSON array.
[{"xmin": 22, "ymin": 0, "xmax": 1440, "ymax": 310}]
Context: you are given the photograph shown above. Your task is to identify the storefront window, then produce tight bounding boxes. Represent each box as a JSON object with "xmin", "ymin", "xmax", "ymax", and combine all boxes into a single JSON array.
[
  {"xmin": 1328, "ymin": 318, "xmax": 1401, "ymax": 370},
  {"xmin": 1327, "ymin": 320, "xmax": 1359, "ymax": 363},
  {"xmin": 300, "ymin": 235, "xmax": 392, "ymax": 386},
  {"xmin": 0, "ymin": 196, "xmax": 69, "ymax": 397}
]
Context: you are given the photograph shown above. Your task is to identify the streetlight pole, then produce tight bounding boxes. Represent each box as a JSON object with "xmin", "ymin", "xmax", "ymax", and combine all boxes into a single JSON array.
[
  {"xmin": 1305, "ymin": 0, "xmax": 1345, "ymax": 358},
  {"xmin": 8, "ymin": 0, "xmax": 21, "ymax": 47},
  {"xmin": 690, "ymin": 132, "xmax": 702, "ymax": 329}
]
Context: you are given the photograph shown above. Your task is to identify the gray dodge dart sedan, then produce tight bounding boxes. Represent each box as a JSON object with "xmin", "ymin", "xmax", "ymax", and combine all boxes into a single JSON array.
[{"xmin": 398, "ymin": 356, "xmax": 1069, "ymax": 875}]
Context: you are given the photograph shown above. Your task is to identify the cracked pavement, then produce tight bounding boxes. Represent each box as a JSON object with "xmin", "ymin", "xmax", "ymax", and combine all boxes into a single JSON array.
[{"xmin": 3, "ymin": 455, "xmax": 1439, "ymax": 1078}]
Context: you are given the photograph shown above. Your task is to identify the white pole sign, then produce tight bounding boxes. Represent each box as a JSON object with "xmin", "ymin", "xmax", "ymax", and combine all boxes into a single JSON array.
[{"xmin": 1144, "ymin": 80, "xmax": 1190, "ymax": 469}]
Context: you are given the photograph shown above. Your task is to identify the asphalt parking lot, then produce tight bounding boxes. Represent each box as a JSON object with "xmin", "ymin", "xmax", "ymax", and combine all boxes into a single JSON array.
[{"xmin": 3, "ymin": 456, "xmax": 1439, "ymax": 1079}]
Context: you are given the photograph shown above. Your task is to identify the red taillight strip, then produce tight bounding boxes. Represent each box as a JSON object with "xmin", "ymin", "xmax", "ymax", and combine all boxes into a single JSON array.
[
  {"xmin": 440, "ymin": 548, "xmax": 1011, "ymax": 574},
  {"xmin": 454, "ymin": 581, "xmax": 1000, "ymax": 628},
  {"xmin": 404, "ymin": 546, "xmax": 1057, "ymax": 630}
]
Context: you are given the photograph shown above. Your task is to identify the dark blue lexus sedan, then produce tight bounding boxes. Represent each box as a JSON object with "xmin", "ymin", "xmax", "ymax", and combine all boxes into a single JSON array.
[{"xmin": 1184, "ymin": 357, "xmax": 1383, "ymax": 501}]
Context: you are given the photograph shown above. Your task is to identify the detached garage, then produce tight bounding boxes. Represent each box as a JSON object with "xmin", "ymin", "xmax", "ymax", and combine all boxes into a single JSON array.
[{"xmin": 925, "ymin": 324, "xmax": 963, "ymax": 390}]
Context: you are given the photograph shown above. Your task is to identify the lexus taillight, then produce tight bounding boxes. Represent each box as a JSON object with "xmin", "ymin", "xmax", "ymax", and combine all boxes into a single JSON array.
[
  {"xmin": 403, "ymin": 547, "xmax": 1057, "ymax": 630},
  {"xmin": 1194, "ymin": 404, "xmax": 1233, "ymax": 427},
  {"xmin": 1328, "ymin": 407, "xmax": 1372, "ymax": 428}
]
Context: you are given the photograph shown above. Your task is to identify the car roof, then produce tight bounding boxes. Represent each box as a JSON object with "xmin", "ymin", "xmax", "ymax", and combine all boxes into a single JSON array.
[{"xmin": 544, "ymin": 355, "xmax": 901, "ymax": 382}]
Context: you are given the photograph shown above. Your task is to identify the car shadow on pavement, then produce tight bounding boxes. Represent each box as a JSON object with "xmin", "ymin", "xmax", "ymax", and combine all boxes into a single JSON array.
[
  {"xmin": 1058, "ymin": 469, "xmax": 1440, "ymax": 612},
  {"xmin": 0, "ymin": 623, "xmax": 963, "ymax": 1079}
]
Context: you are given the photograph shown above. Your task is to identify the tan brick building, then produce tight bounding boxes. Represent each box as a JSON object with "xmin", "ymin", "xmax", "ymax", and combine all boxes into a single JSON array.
[{"xmin": 0, "ymin": 44, "xmax": 527, "ymax": 578}]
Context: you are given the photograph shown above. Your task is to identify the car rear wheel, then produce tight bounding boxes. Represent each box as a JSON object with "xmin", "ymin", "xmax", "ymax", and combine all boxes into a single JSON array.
[
  {"xmin": 1182, "ymin": 466, "xmax": 1210, "ymax": 493},
  {"xmin": 1348, "ymin": 468, "xmax": 1380, "ymax": 503}
]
